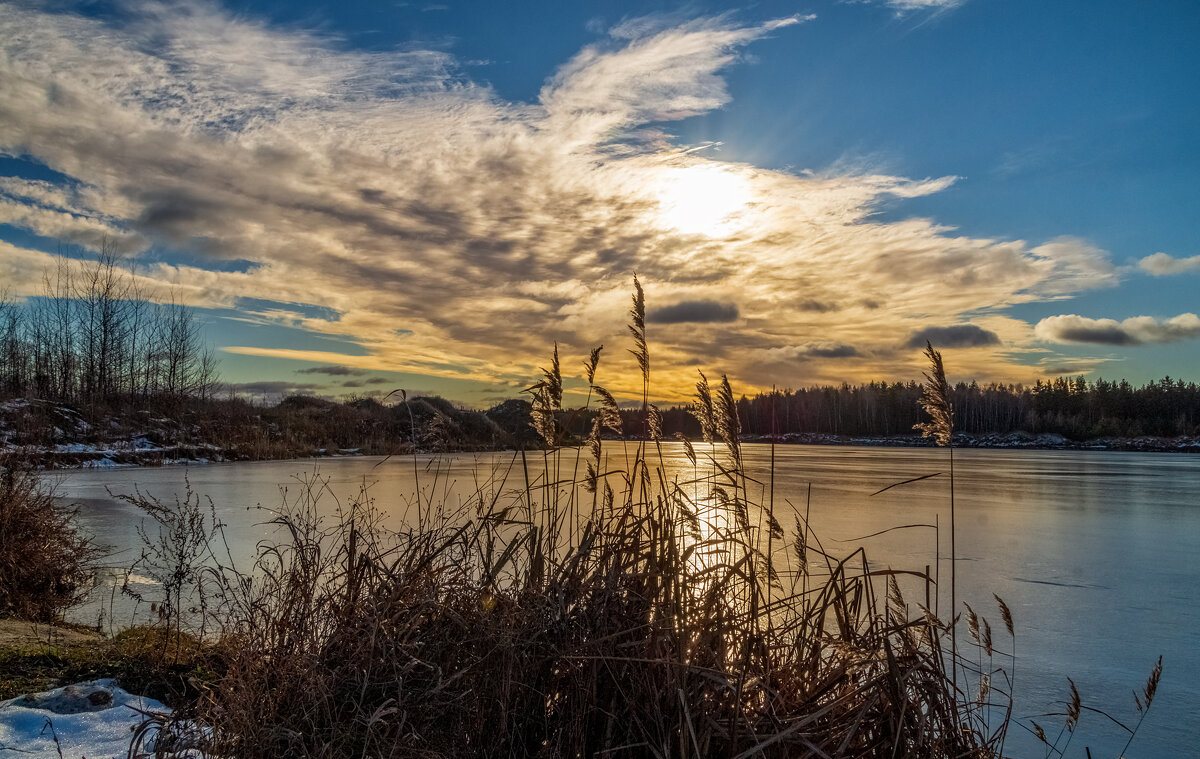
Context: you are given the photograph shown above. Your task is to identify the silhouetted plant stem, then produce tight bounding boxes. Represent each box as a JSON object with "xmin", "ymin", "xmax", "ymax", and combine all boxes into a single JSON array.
[{"xmin": 915, "ymin": 340, "xmax": 956, "ymax": 693}]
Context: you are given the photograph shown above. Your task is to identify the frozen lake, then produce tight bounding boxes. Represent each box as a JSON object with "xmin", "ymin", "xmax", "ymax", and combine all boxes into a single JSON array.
[{"xmin": 52, "ymin": 443, "xmax": 1200, "ymax": 758}]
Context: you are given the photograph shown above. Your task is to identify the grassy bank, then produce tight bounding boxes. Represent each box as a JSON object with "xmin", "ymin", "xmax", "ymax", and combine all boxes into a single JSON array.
[{"xmin": 0, "ymin": 622, "xmax": 221, "ymax": 709}]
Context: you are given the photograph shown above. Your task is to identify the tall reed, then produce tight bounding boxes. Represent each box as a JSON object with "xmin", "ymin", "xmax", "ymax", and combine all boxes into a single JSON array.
[
  {"xmin": 915, "ymin": 340, "xmax": 956, "ymax": 688},
  {"xmin": 128, "ymin": 282, "xmax": 1061, "ymax": 758}
]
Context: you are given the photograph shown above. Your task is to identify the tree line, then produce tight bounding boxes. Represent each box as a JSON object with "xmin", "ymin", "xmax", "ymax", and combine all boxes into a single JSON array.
[
  {"xmin": 0, "ymin": 251, "xmax": 217, "ymax": 410},
  {"xmin": 642, "ymin": 376, "xmax": 1200, "ymax": 441}
]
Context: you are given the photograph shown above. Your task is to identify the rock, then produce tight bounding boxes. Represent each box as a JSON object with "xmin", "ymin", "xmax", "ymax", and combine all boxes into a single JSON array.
[{"xmin": 19, "ymin": 683, "xmax": 116, "ymax": 714}]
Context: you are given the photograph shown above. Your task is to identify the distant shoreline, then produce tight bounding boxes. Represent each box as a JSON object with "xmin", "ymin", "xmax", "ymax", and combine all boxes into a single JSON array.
[
  {"xmin": 12, "ymin": 431, "xmax": 1199, "ymax": 470},
  {"xmin": 740, "ymin": 431, "xmax": 1200, "ymax": 454}
]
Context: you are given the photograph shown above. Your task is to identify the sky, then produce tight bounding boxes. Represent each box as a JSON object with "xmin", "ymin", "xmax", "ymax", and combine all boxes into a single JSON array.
[{"xmin": 1, "ymin": 0, "xmax": 1198, "ymax": 406}]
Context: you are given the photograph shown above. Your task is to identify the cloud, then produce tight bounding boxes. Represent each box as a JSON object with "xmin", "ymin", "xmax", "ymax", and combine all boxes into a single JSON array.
[
  {"xmin": 341, "ymin": 376, "xmax": 391, "ymax": 388},
  {"xmin": 806, "ymin": 343, "xmax": 858, "ymax": 358},
  {"xmin": 760, "ymin": 343, "xmax": 859, "ymax": 361},
  {"xmin": 796, "ymin": 299, "xmax": 839, "ymax": 313},
  {"xmin": 904, "ymin": 325, "xmax": 1001, "ymax": 349},
  {"xmin": 1041, "ymin": 364, "xmax": 1097, "ymax": 376},
  {"xmin": 1035, "ymin": 313, "xmax": 1200, "ymax": 346},
  {"xmin": 0, "ymin": 2, "xmax": 1120, "ymax": 399},
  {"xmin": 879, "ymin": 0, "xmax": 966, "ymax": 12},
  {"xmin": 648, "ymin": 300, "xmax": 738, "ymax": 324},
  {"xmin": 1138, "ymin": 252, "xmax": 1200, "ymax": 277},
  {"xmin": 296, "ymin": 365, "xmax": 370, "ymax": 376},
  {"xmin": 228, "ymin": 380, "xmax": 321, "ymax": 396}
]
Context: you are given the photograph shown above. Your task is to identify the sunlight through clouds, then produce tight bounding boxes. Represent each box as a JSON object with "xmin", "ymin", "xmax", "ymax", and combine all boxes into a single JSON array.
[
  {"xmin": 0, "ymin": 1, "xmax": 1121, "ymax": 401},
  {"xmin": 654, "ymin": 164, "xmax": 752, "ymax": 237}
]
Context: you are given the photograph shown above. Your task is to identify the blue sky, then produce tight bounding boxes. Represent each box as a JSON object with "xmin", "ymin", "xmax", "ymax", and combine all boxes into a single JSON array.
[{"xmin": 1, "ymin": 0, "xmax": 1198, "ymax": 404}]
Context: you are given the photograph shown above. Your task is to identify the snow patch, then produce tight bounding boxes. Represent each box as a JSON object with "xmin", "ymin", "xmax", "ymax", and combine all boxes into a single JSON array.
[
  {"xmin": 81, "ymin": 457, "xmax": 121, "ymax": 469},
  {"xmin": 53, "ymin": 442, "xmax": 100, "ymax": 454},
  {"xmin": 0, "ymin": 679, "xmax": 169, "ymax": 758}
]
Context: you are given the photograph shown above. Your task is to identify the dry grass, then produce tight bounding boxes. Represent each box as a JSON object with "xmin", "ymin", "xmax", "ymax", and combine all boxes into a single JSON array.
[
  {"xmin": 135, "ymin": 461, "xmax": 1008, "ymax": 758},
  {"xmin": 120, "ymin": 280, "xmax": 1027, "ymax": 759},
  {"xmin": 0, "ymin": 459, "xmax": 97, "ymax": 622}
]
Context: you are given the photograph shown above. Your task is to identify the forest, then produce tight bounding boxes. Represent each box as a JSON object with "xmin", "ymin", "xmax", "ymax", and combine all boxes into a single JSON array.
[{"xmin": 649, "ymin": 375, "xmax": 1200, "ymax": 441}]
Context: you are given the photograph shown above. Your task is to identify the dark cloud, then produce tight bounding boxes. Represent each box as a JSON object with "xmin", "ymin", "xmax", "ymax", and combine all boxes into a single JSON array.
[
  {"xmin": 904, "ymin": 325, "xmax": 1001, "ymax": 349},
  {"xmin": 1035, "ymin": 313, "xmax": 1200, "ymax": 346},
  {"xmin": 648, "ymin": 300, "xmax": 739, "ymax": 324},
  {"xmin": 807, "ymin": 344, "xmax": 858, "ymax": 358},
  {"xmin": 134, "ymin": 188, "xmax": 239, "ymax": 248},
  {"xmin": 1042, "ymin": 366, "xmax": 1090, "ymax": 376},
  {"xmin": 358, "ymin": 188, "xmax": 387, "ymax": 204},
  {"xmin": 796, "ymin": 299, "xmax": 839, "ymax": 313},
  {"xmin": 229, "ymin": 380, "xmax": 321, "ymax": 396},
  {"xmin": 297, "ymin": 365, "xmax": 369, "ymax": 376},
  {"xmin": 1048, "ymin": 324, "xmax": 1137, "ymax": 346}
]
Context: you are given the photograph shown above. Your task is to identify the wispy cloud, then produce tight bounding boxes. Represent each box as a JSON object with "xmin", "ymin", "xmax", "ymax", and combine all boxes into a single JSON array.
[
  {"xmin": 0, "ymin": 2, "xmax": 1117, "ymax": 398},
  {"xmin": 1036, "ymin": 357, "xmax": 1117, "ymax": 376},
  {"xmin": 1035, "ymin": 314, "xmax": 1200, "ymax": 346},
  {"xmin": 877, "ymin": 0, "xmax": 966, "ymax": 13},
  {"xmin": 1138, "ymin": 252, "xmax": 1200, "ymax": 277}
]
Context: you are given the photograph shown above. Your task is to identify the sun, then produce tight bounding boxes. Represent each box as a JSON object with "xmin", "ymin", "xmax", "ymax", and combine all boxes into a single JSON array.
[{"xmin": 654, "ymin": 164, "xmax": 752, "ymax": 237}]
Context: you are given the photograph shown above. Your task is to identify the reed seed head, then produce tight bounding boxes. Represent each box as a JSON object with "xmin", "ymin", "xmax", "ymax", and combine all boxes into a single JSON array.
[
  {"xmin": 993, "ymin": 593, "xmax": 1014, "ymax": 637},
  {"xmin": 692, "ymin": 371, "xmax": 716, "ymax": 444},
  {"xmin": 1139, "ymin": 656, "xmax": 1162, "ymax": 713},
  {"xmin": 584, "ymin": 345, "xmax": 603, "ymax": 385},
  {"xmin": 648, "ymin": 404, "xmax": 663, "ymax": 441},
  {"xmin": 1066, "ymin": 678, "xmax": 1082, "ymax": 731},
  {"xmin": 715, "ymin": 374, "xmax": 742, "ymax": 463},
  {"xmin": 914, "ymin": 341, "xmax": 954, "ymax": 446}
]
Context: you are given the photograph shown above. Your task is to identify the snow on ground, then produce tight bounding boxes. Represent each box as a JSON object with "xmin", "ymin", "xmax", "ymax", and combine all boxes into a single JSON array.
[
  {"xmin": 0, "ymin": 679, "xmax": 169, "ymax": 758},
  {"xmin": 80, "ymin": 457, "xmax": 123, "ymax": 469},
  {"xmin": 52, "ymin": 442, "xmax": 102, "ymax": 454}
]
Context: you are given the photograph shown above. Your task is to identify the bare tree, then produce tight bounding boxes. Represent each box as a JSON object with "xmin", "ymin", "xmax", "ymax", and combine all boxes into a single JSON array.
[{"xmin": 0, "ymin": 248, "xmax": 218, "ymax": 411}]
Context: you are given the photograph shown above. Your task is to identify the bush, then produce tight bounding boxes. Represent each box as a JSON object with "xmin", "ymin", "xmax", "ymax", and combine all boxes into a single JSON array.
[{"xmin": 0, "ymin": 459, "xmax": 96, "ymax": 622}]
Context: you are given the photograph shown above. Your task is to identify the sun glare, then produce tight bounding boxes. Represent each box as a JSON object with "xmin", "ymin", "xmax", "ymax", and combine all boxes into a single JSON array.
[{"xmin": 655, "ymin": 164, "xmax": 752, "ymax": 237}]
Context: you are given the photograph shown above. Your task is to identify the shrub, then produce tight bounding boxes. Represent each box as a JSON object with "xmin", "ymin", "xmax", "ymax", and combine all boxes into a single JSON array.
[{"xmin": 0, "ymin": 459, "xmax": 96, "ymax": 622}]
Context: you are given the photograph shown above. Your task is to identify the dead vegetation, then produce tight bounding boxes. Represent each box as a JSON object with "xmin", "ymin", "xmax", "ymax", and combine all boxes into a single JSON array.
[
  {"xmin": 0, "ymin": 459, "xmax": 97, "ymax": 622},
  {"xmin": 122, "ymin": 278, "xmax": 1026, "ymax": 758}
]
